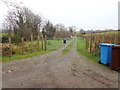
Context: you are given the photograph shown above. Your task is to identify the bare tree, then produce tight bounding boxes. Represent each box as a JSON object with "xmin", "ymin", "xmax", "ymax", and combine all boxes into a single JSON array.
[
  {"xmin": 69, "ymin": 26, "xmax": 76, "ymax": 32},
  {"xmin": 2, "ymin": 0, "xmax": 43, "ymax": 40},
  {"xmin": 80, "ymin": 29, "xmax": 86, "ymax": 34},
  {"xmin": 68, "ymin": 25, "xmax": 76, "ymax": 36},
  {"xmin": 54, "ymin": 24, "xmax": 71, "ymax": 39}
]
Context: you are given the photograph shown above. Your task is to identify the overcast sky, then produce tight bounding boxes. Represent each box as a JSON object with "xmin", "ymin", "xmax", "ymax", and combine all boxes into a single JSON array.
[{"xmin": 0, "ymin": 0, "xmax": 119, "ymax": 30}]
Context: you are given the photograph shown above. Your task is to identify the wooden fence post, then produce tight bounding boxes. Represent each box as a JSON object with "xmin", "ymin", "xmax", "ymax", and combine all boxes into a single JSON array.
[
  {"xmin": 37, "ymin": 35, "xmax": 40, "ymax": 51},
  {"xmin": 94, "ymin": 36, "xmax": 97, "ymax": 55},
  {"xmin": 86, "ymin": 37, "xmax": 89, "ymax": 50},
  {"xmin": 41, "ymin": 35, "xmax": 44, "ymax": 50},
  {"xmin": 90, "ymin": 31, "xmax": 93, "ymax": 53},
  {"xmin": 31, "ymin": 34, "xmax": 34, "ymax": 52},
  {"xmin": 103, "ymin": 31, "xmax": 105, "ymax": 43},
  {"xmin": 44, "ymin": 35, "xmax": 47, "ymax": 50},
  {"xmin": 101, "ymin": 32, "xmax": 104, "ymax": 43},
  {"xmin": 114, "ymin": 37, "xmax": 117, "ymax": 44},
  {"xmin": 9, "ymin": 37, "xmax": 12, "ymax": 56},
  {"xmin": 21, "ymin": 37, "xmax": 24, "ymax": 55}
]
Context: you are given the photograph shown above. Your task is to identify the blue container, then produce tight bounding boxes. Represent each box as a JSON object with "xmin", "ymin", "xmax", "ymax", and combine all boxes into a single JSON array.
[
  {"xmin": 63, "ymin": 40, "xmax": 66, "ymax": 44},
  {"xmin": 100, "ymin": 44, "xmax": 116, "ymax": 65}
]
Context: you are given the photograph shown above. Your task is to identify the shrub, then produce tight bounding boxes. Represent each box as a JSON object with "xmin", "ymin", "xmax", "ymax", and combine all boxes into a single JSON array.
[
  {"xmin": 12, "ymin": 36, "xmax": 21, "ymax": 43},
  {"xmin": 2, "ymin": 36, "xmax": 9, "ymax": 43}
]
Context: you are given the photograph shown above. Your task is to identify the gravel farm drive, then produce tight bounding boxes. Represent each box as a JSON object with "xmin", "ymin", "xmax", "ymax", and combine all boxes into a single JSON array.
[{"xmin": 2, "ymin": 39, "xmax": 118, "ymax": 88}]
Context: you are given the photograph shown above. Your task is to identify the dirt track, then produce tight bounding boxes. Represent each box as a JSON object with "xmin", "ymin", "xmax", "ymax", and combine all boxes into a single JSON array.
[{"xmin": 2, "ymin": 38, "xmax": 118, "ymax": 88}]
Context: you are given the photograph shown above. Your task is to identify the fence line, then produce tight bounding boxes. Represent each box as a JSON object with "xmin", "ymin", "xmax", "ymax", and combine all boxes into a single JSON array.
[
  {"xmin": 2, "ymin": 35, "xmax": 48, "ymax": 56},
  {"xmin": 2, "ymin": 35, "xmax": 71, "ymax": 56},
  {"xmin": 84, "ymin": 31, "xmax": 120, "ymax": 56}
]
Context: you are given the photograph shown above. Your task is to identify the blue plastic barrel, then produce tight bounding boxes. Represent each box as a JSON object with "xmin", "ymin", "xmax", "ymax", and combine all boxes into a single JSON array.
[{"xmin": 100, "ymin": 43, "xmax": 116, "ymax": 65}]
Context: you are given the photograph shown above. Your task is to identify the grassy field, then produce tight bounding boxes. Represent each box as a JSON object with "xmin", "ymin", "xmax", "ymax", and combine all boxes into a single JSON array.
[
  {"xmin": 1, "ymin": 38, "xmax": 72, "ymax": 62},
  {"xmin": 62, "ymin": 40, "xmax": 74, "ymax": 55},
  {"xmin": 0, "ymin": 33, "xmax": 6, "ymax": 36},
  {"xmin": 0, "ymin": 33, "xmax": 14, "ymax": 37},
  {"xmin": 76, "ymin": 37, "xmax": 99, "ymax": 63},
  {"xmin": 83, "ymin": 31, "xmax": 119, "ymax": 36}
]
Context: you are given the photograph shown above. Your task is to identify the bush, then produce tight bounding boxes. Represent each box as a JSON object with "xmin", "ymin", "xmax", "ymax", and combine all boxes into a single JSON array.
[
  {"xmin": 2, "ymin": 44, "xmax": 16, "ymax": 55},
  {"xmin": 2, "ymin": 36, "xmax": 9, "ymax": 43},
  {"xmin": 2, "ymin": 36, "xmax": 21, "ymax": 44},
  {"xmin": 12, "ymin": 36, "xmax": 21, "ymax": 43}
]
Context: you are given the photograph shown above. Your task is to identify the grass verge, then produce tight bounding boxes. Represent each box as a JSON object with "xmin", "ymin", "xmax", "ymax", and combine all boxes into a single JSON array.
[
  {"xmin": 76, "ymin": 37, "xmax": 100, "ymax": 63},
  {"xmin": 76, "ymin": 37, "xmax": 112, "ymax": 68},
  {"xmin": 1, "ymin": 50, "xmax": 50, "ymax": 62}
]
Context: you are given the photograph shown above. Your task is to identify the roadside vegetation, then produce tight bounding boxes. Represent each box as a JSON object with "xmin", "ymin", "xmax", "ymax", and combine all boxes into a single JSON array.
[
  {"xmin": 1, "ymin": 50, "xmax": 50, "ymax": 62},
  {"xmin": 76, "ymin": 37, "xmax": 115, "ymax": 69},
  {"xmin": 77, "ymin": 29, "xmax": 120, "ymax": 61},
  {"xmin": 77, "ymin": 37, "xmax": 99, "ymax": 63}
]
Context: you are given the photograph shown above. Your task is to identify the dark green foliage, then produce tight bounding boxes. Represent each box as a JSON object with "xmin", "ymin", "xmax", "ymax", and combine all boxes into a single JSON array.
[
  {"xmin": 2, "ymin": 36, "xmax": 21, "ymax": 44},
  {"xmin": 2, "ymin": 36, "xmax": 9, "ymax": 43},
  {"xmin": 12, "ymin": 36, "xmax": 21, "ymax": 43},
  {"xmin": 43, "ymin": 21, "xmax": 56, "ymax": 39},
  {"xmin": 46, "ymin": 26, "xmax": 56, "ymax": 38}
]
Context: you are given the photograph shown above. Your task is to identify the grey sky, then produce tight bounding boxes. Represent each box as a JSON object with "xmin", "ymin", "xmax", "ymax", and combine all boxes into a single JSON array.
[{"xmin": 0, "ymin": 0, "xmax": 119, "ymax": 30}]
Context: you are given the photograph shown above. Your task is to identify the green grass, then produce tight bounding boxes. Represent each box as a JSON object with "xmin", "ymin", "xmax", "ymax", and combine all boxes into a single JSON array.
[
  {"xmin": 62, "ymin": 40, "xmax": 74, "ymax": 55},
  {"xmin": 76, "ymin": 37, "xmax": 99, "ymax": 63},
  {"xmin": 1, "ymin": 38, "xmax": 72, "ymax": 62},
  {"xmin": 47, "ymin": 39, "xmax": 71, "ymax": 50},
  {"xmin": 76, "ymin": 37, "xmax": 116, "ymax": 69},
  {"xmin": 0, "ymin": 33, "xmax": 14, "ymax": 37},
  {"xmin": 47, "ymin": 40, "xmax": 63, "ymax": 50},
  {"xmin": 0, "ymin": 33, "xmax": 7, "ymax": 36},
  {"xmin": 1, "ymin": 50, "xmax": 50, "ymax": 62}
]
